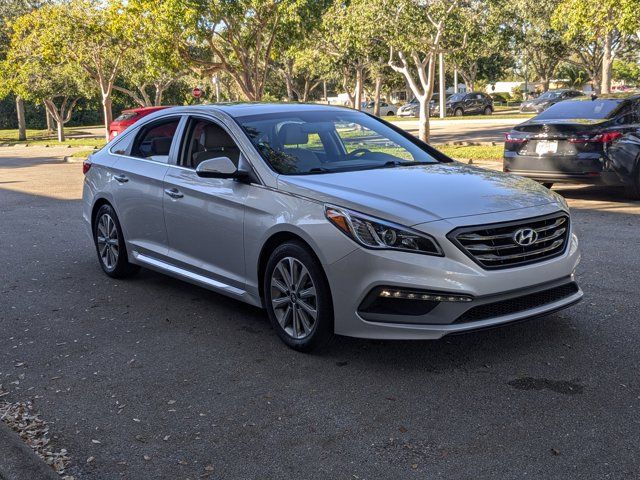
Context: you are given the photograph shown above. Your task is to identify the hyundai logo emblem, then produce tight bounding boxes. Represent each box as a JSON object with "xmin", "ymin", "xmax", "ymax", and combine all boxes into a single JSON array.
[{"xmin": 513, "ymin": 228, "xmax": 538, "ymax": 246}]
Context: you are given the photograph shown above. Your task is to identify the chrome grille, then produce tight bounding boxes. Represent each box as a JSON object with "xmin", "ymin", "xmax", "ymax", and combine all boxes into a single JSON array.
[{"xmin": 448, "ymin": 212, "xmax": 570, "ymax": 269}]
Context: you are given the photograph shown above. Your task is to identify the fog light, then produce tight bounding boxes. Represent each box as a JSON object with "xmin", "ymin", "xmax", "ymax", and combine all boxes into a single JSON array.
[{"xmin": 379, "ymin": 289, "xmax": 472, "ymax": 302}]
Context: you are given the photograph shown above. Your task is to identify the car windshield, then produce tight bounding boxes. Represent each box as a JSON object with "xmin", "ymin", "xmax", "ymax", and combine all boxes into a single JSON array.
[
  {"xmin": 448, "ymin": 93, "xmax": 465, "ymax": 102},
  {"xmin": 534, "ymin": 99, "xmax": 623, "ymax": 120},
  {"xmin": 236, "ymin": 109, "xmax": 439, "ymax": 175},
  {"xmin": 538, "ymin": 91, "xmax": 562, "ymax": 100}
]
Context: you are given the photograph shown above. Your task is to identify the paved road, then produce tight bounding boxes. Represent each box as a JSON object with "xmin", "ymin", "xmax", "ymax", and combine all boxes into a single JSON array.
[
  {"xmin": 1, "ymin": 147, "xmax": 639, "ymax": 479},
  {"xmin": 393, "ymin": 117, "xmax": 524, "ymax": 144}
]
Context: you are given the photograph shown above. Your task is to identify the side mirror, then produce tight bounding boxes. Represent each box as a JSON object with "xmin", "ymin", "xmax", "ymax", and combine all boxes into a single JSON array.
[{"xmin": 195, "ymin": 157, "xmax": 239, "ymax": 179}]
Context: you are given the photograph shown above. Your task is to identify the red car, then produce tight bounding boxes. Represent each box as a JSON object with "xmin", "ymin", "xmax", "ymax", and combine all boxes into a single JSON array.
[{"xmin": 109, "ymin": 106, "xmax": 169, "ymax": 139}]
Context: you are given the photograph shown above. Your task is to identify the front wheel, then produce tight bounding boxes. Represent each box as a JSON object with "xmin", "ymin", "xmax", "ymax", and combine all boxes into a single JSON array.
[
  {"xmin": 263, "ymin": 241, "xmax": 334, "ymax": 352},
  {"xmin": 454, "ymin": 108, "xmax": 463, "ymax": 117},
  {"xmin": 483, "ymin": 106, "xmax": 493, "ymax": 115},
  {"xmin": 93, "ymin": 204, "xmax": 140, "ymax": 278}
]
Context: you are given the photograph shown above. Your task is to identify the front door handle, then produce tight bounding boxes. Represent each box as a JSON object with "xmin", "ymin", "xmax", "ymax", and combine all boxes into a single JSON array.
[
  {"xmin": 114, "ymin": 174, "xmax": 129, "ymax": 183},
  {"xmin": 164, "ymin": 188, "xmax": 183, "ymax": 199}
]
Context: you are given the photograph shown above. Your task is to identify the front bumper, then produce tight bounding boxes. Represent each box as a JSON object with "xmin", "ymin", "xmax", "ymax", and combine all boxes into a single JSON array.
[{"xmin": 325, "ymin": 204, "xmax": 581, "ymax": 339}]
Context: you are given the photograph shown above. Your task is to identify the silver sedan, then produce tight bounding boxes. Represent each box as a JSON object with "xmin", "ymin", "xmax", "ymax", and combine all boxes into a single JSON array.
[{"xmin": 82, "ymin": 104, "xmax": 582, "ymax": 351}]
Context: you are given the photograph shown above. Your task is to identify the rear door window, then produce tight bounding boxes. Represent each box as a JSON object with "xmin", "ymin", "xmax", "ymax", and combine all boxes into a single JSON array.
[{"xmin": 131, "ymin": 118, "xmax": 180, "ymax": 163}]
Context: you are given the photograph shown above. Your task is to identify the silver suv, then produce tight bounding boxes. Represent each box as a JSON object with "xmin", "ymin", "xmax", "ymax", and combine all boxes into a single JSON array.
[{"xmin": 82, "ymin": 104, "xmax": 582, "ymax": 351}]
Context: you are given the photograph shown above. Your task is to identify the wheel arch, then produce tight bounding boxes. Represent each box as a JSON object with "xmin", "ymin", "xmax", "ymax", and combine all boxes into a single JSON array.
[
  {"xmin": 91, "ymin": 197, "xmax": 114, "ymax": 232},
  {"xmin": 257, "ymin": 230, "xmax": 328, "ymax": 305}
]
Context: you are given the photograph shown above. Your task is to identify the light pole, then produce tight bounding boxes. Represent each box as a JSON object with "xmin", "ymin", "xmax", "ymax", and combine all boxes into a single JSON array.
[{"xmin": 439, "ymin": 52, "xmax": 445, "ymax": 119}]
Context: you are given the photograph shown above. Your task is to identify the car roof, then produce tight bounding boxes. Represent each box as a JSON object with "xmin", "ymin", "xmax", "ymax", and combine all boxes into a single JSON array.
[
  {"xmin": 563, "ymin": 93, "xmax": 640, "ymax": 103},
  {"xmin": 122, "ymin": 106, "xmax": 171, "ymax": 114},
  {"xmin": 149, "ymin": 103, "xmax": 358, "ymax": 118}
]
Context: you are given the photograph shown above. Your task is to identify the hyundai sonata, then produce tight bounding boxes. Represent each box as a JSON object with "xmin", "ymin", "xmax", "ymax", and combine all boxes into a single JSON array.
[{"xmin": 83, "ymin": 104, "xmax": 582, "ymax": 351}]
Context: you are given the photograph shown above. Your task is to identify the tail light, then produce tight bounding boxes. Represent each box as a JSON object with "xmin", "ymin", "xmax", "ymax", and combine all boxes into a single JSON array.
[
  {"xmin": 569, "ymin": 131, "xmax": 623, "ymax": 144},
  {"xmin": 82, "ymin": 158, "xmax": 92, "ymax": 174},
  {"xmin": 504, "ymin": 132, "xmax": 527, "ymax": 144}
]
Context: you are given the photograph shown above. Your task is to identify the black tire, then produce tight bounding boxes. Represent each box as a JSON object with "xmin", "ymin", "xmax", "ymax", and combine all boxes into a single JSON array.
[
  {"xmin": 263, "ymin": 241, "xmax": 334, "ymax": 352},
  {"xmin": 483, "ymin": 106, "xmax": 493, "ymax": 115},
  {"xmin": 624, "ymin": 162, "xmax": 640, "ymax": 200},
  {"xmin": 386, "ymin": 111, "xmax": 395, "ymax": 116},
  {"xmin": 542, "ymin": 183, "xmax": 554, "ymax": 189},
  {"xmin": 93, "ymin": 204, "xmax": 140, "ymax": 278},
  {"xmin": 454, "ymin": 107, "xmax": 464, "ymax": 117}
]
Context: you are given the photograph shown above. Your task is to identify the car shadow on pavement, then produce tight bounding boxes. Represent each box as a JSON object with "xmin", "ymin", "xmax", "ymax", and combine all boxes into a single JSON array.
[{"xmin": 0, "ymin": 155, "xmax": 69, "ymax": 169}]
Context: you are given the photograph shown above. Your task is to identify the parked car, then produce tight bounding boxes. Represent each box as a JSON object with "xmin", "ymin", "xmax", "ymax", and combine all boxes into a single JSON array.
[
  {"xmin": 109, "ymin": 106, "xmax": 169, "ymax": 139},
  {"xmin": 397, "ymin": 98, "xmax": 419, "ymax": 117},
  {"xmin": 396, "ymin": 95, "xmax": 450, "ymax": 117},
  {"xmin": 361, "ymin": 101, "xmax": 396, "ymax": 116},
  {"xmin": 83, "ymin": 104, "xmax": 582, "ymax": 352},
  {"xmin": 519, "ymin": 90, "xmax": 583, "ymax": 113},
  {"xmin": 436, "ymin": 92, "xmax": 494, "ymax": 116},
  {"xmin": 504, "ymin": 94, "xmax": 640, "ymax": 195}
]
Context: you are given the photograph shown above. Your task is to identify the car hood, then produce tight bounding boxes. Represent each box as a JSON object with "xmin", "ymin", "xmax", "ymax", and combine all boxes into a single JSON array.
[{"xmin": 277, "ymin": 163, "xmax": 562, "ymax": 225}]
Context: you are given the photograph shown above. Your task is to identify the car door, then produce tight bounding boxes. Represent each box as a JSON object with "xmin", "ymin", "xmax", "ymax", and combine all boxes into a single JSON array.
[
  {"xmin": 110, "ymin": 115, "xmax": 184, "ymax": 260},
  {"xmin": 462, "ymin": 94, "xmax": 476, "ymax": 113},
  {"xmin": 162, "ymin": 115, "xmax": 250, "ymax": 289}
]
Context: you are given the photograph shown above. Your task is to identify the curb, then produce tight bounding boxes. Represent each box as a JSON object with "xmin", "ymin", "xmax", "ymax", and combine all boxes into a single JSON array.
[
  {"xmin": 63, "ymin": 156, "xmax": 86, "ymax": 163},
  {"xmin": 0, "ymin": 422, "xmax": 60, "ymax": 480}
]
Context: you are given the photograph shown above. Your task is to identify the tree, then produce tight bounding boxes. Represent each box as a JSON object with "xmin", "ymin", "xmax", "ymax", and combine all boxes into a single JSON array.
[
  {"xmin": 384, "ymin": 0, "xmax": 466, "ymax": 141},
  {"xmin": 507, "ymin": 0, "xmax": 568, "ymax": 93},
  {"xmin": 140, "ymin": 0, "xmax": 315, "ymax": 102},
  {"xmin": 553, "ymin": 0, "xmax": 640, "ymax": 93},
  {"xmin": 448, "ymin": 0, "xmax": 510, "ymax": 91},
  {"xmin": 32, "ymin": 0, "xmax": 139, "ymax": 139},
  {"xmin": 0, "ymin": 0, "xmax": 44, "ymax": 140},
  {"xmin": 2, "ymin": 6, "xmax": 88, "ymax": 141},
  {"xmin": 319, "ymin": 0, "xmax": 379, "ymax": 110}
]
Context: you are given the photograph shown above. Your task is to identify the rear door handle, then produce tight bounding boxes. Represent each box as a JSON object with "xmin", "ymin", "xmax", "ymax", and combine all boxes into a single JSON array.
[
  {"xmin": 114, "ymin": 174, "xmax": 129, "ymax": 183},
  {"xmin": 164, "ymin": 188, "xmax": 183, "ymax": 199}
]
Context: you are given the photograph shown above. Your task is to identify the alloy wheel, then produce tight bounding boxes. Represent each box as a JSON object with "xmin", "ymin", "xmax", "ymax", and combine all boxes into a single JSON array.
[
  {"xmin": 270, "ymin": 256, "xmax": 318, "ymax": 340},
  {"xmin": 96, "ymin": 213, "xmax": 119, "ymax": 270}
]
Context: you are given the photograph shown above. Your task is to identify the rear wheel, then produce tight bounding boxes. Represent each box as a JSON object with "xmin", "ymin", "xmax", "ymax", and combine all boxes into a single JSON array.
[
  {"xmin": 263, "ymin": 241, "xmax": 334, "ymax": 352},
  {"xmin": 625, "ymin": 164, "xmax": 640, "ymax": 200},
  {"xmin": 454, "ymin": 108, "xmax": 463, "ymax": 117},
  {"xmin": 93, "ymin": 204, "xmax": 140, "ymax": 278},
  {"xmin": 542, "ymin": 182, "xmax": 554, "ymax": 189},
  {"xmin": 386, "ymin": 111, "xmax": 395, "ymax": 116}
]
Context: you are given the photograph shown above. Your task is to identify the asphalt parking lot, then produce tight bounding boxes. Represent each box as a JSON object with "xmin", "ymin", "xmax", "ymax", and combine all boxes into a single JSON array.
[{"xmin": 1, "ymin": 147, "xmax": 639, "ymax": 479}]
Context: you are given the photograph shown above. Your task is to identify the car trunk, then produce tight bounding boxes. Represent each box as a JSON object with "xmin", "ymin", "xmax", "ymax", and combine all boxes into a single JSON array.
[{"xmin": 505, "ymin": 119, "xmax": 611, "ymax": 175}]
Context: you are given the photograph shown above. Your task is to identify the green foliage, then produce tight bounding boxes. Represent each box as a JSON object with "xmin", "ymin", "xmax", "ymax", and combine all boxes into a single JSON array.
[{"xmin": 612, "ymin": 59, "xmax": 640, "ymax": 84}]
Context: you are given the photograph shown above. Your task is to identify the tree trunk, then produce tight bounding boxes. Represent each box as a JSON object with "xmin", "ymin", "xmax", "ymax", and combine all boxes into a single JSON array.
[
  {"xmin": 102, "ymin": 94, "xmax": 113, "ymax": 140},
  {"xmin": 354, "ymin": 66, "xmax": 364, "ymax": 111},
  {"xmin": 601, "ymin": 31, "xmax": 613, "ymax": 94},
  {"xmin": 418, "ymin": 97, "xmax": 430, "ymax": 143},
  {"xmin": 373, "ymin": 76, "xmax": 382, "ymax": 117},
  {"xmin": 16, "ymin": 96, "xmax": 26, "ymax": 141},
  {"xmin": 45, "ymin": 102, "xmax": 54, "ymax": 133},
  {"xmin": 56, "ymin": 121, "xmax": 65, "ymax": 142},
  {"xmin": 542, "ymin": 78, "xmax": 550, "ymax": 92}
]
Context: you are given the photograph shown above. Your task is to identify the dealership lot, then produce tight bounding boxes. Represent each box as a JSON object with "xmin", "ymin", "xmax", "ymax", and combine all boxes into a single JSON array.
[{"xmin": 1, "ymin": 147, "xmax": 639, "ymax": 479}]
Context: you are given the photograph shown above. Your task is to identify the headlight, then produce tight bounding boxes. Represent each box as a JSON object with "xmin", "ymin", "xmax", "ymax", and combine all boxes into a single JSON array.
[{"xmin": 325, "ymin": 206, "xmax": 443, "ymax": 256}]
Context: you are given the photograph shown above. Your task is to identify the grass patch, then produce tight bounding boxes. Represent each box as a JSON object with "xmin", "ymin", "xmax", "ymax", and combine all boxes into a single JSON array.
[
  {"xmin": 69, "ymin": 149, "xmax": 97, "ymax": 158},
  {"xmin": 436, "ymin": 144, "xmax": 503, "ymax": 162},
  {"xmin": 0, "ymin": 126, "xmax": 105, "ymax": 148}
]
